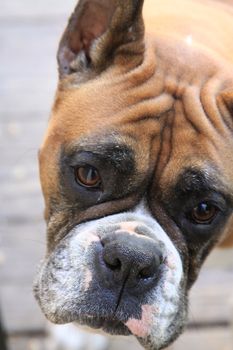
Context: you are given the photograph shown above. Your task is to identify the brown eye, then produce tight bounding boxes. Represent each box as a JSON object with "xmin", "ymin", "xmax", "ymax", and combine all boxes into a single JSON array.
[
  {"xmin": 191, "ymin": 202, "xmax": 218, "ymax": 224},
  {"xmin": 75, "ymin": 165, "xmax": 101, "ymax": 188}
]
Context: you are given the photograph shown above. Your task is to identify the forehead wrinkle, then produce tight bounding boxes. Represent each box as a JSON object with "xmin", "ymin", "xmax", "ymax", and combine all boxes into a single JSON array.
[
  {"xmin": 63, "ymin": 133, "xmax": 136, "ymax": 170},
  {"xmin": 65, "ymin": 133, "xmax": 129, "ymax": 153},
  {"xmin": 173, "ymin": 166, "xmax": 232, "ymax": 198}
]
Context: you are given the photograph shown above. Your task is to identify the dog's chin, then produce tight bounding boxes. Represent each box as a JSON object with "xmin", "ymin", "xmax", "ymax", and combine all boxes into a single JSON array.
[
  {"xmin": 76, "ymin": 317, "xmax": 131, "ymax": 335},
  {"xmin": 73, "ymin": 318, "xmax": 185, "ymax": 350},
  {"xmin": 72, "ymin": 305, "xmax": 187, "ymax": 350}
]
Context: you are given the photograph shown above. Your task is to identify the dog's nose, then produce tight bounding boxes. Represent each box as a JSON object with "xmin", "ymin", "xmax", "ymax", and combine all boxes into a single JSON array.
[{"xmin": 98, "ymin": 231, "xmax": 164, "ymax": 292}]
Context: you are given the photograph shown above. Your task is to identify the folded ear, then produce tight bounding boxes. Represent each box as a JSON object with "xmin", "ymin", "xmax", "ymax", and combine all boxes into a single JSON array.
[{"xmin": 58, "ymin": 0, "xmax": 145, "ymax": 79}]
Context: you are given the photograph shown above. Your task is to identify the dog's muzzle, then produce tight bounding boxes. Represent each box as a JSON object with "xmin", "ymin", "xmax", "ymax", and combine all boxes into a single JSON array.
[{"xmin": 34, "ymin": 209, "xmax": 187, "ymax": 350}]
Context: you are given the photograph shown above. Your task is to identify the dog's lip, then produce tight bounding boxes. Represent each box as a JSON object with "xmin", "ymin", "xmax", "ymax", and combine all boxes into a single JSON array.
[{"xmin": 77, "ymin": 316, "xmax": 131, "ymax": 335}]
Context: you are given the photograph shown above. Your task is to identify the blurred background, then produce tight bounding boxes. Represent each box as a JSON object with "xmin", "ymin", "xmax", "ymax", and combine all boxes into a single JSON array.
[{"xmin": 0, "ymin": 0, "xmax": 233, "ymax": 349}]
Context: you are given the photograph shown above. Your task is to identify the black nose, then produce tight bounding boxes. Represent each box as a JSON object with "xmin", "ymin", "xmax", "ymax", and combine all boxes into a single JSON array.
[{"xmin": 97, "ymin": 231, "xmax": 164, "ymax": 293}]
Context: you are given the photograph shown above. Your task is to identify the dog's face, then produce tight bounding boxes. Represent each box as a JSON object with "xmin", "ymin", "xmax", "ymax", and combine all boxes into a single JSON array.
[{"xmin": 34, "ymin": 1, "xmax": 233, "ymax": 349}]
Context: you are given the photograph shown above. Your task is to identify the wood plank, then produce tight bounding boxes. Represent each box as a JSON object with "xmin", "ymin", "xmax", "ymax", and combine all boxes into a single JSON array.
[
  {"xmin": 0, "ymin": 0, "xmax": 76, "ymax": 19},
  {"xmin": 0, "ymin": 23, "xmax": 59, "ymax": 117},
  {"xmin": 188, "ymin": 269, "xmax": 233, "ymax": 324},
  {"xmin": 171, "ymin": 327, "xmax": 233, "ymax": 350},
  {"xmin": 8, "ymin": 336, "xmax": 47, "ymax": 350},
  {"xmin": 6, "ymin": 327, "xmax": 233, "ymax": 350},
  {"xmin": 205, "ymin": 248, "xmax": 233, "ymax": 269},
  {"xmin": 1, "ymin": 286, "xmax": 46, "ymax": 334},
  {"xmin": 0, "ymin": 223, "xmax": 45, "ymax": 284}
]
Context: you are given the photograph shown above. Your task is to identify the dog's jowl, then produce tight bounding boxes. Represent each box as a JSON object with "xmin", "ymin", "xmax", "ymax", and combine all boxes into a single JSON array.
[{"xmin": 34, "ymin": 0, "xmax": 233, "ymax": 349}]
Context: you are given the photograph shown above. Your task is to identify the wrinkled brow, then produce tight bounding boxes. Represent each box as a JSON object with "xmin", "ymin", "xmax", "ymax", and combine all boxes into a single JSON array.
[
  {"xmin": 172, "ymin": 167, "xmax": 233, "ymax": 203},
  {"xmin": 63, "ymin": 138, "xmax": 135, "ymax": 172}
]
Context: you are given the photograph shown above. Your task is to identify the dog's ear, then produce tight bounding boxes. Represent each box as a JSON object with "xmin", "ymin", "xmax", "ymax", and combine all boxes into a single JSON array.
[{"xmin": 57, "ymin": 0, "xmax": 145, "ymax": 79}]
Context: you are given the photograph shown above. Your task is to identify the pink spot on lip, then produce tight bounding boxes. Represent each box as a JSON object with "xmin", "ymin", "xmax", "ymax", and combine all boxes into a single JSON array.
[
  {"xmin": 165, "ymin": 256, "xmax": 176, "ymax": 270},
  {"xmin": 125, "ymin": 305, "xmax": 156, "ymax": 338}
]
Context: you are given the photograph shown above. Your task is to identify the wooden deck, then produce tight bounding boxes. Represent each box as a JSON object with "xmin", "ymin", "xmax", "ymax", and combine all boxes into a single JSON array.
[{"xmin": 0, "ymin": 1, "xmax": 233, "ymax": 349}]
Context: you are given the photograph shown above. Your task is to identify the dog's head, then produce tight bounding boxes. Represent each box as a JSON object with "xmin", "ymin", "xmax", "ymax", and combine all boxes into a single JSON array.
[{"xmin": 34, "ymin": 1, "xmax": 233, "ymax": 349}]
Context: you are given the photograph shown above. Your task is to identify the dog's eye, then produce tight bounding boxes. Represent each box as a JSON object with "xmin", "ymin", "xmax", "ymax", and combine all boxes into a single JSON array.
[
  {"xmin": 190, "ymin": 202, "xmax": 219, "ymax": 224},
  {"xmin": 74, "ymin": 165, "xmax": 101, "ymax": 188}
]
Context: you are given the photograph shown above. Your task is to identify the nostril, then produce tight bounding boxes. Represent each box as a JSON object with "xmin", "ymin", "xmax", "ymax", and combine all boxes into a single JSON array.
[
  {"xmin": 103, "ymin": 245, "xmax": 122, "ymax": 271},
  {"xmin": 100, "ymin": 239, "xmax": 105, "ymax": 248},
  {"xmin": 105, "ymin": 258, "xmax": 122, "ymax": 271},
  {"xmin": 138, "ymin": 267, "xmax": 154, "ymax": 280},
  {"xmin": 137, "ymin": 252, "xmax": 163, "ymax": 280}
]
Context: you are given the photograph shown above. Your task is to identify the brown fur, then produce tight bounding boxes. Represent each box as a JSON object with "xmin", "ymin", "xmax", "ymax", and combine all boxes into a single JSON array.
[{"xmin": 39, "ymin": 0, "xmax": 233, "ymax": 250}]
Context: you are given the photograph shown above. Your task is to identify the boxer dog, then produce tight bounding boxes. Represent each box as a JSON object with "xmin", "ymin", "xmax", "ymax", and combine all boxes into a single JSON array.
[{"xmin": 34, "ymin": 0, "xmax": 233, "ymax": 349}]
